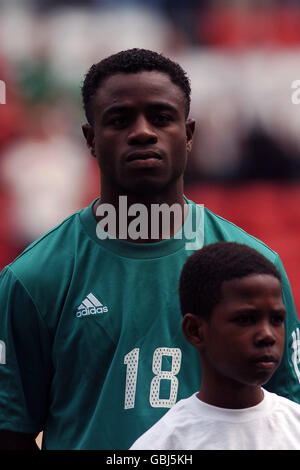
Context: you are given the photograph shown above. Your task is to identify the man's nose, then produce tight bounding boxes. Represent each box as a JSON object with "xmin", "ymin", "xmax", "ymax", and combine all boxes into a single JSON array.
[
  {"xmin": 254, "ymin": 322, "xmax": 276, "ymax": 346},
  {"xmin": 127, "ymin": 116, "xmax": 158, "ymax": 145}
]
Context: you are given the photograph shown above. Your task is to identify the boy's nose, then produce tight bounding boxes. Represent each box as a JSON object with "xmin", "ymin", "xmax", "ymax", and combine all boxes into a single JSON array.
[{"xmin": 254, "ymin": 322, "xmax": 276, "ymax": 346}]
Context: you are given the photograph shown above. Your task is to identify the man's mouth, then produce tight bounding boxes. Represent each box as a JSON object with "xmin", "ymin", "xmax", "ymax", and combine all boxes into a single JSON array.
[{"xmin": 125, "ymin": 151, "xmax": 163, "ymax": 162}]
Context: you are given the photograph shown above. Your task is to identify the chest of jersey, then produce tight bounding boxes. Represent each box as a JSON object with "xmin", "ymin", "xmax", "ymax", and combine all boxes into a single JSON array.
[{"xmin": 46, "ymin": 247, "xmax": 201, "ymax": 448}]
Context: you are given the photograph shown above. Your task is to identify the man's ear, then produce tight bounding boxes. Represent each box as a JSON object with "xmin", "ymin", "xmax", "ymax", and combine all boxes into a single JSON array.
[
  {"xmin": 82, "ymin": 123, "xmax": 96, "ymax": 157},
  {"xmin": 182, "ymin": 313, "xmax": 205, "ymax": 351},
  {"xmin": 185, "ymin": 118, "xmax": 195, "ymax": 153}
]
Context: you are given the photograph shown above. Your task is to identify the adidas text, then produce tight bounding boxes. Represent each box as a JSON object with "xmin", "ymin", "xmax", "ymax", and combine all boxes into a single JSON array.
[{"xmin": 76, "ymin": 306, "xmax": 108, "ymax": 317}]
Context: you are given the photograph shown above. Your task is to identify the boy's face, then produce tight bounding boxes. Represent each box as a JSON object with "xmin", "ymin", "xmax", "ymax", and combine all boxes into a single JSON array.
[{"xmin": 190, "ymin": 274, "xmax": 286, "ymax": 388}]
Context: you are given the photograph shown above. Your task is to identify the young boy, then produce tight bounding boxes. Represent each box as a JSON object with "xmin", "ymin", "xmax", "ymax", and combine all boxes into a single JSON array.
[{"xmin": 130, "ymin": 242, "xmax": 300, "ymax": 450}]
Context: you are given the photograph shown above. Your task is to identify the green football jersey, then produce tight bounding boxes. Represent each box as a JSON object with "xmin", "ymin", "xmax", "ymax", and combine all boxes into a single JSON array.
[{"xmin": 0, "ymin": 197, "xmax": 299, "ymax": 449}]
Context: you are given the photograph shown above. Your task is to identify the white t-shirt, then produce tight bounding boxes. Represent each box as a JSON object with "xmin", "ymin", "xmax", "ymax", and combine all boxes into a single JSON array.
[{"xmin": 130, "ymin": 389, "xmax": 300, "ymax": 450}]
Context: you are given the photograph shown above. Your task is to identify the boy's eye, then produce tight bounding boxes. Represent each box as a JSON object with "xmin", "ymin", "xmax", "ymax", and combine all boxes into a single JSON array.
[
  {"xmin": 233, "ymin": 312, "xmax": 285, "ymax": 327},
  {"xmin": 233, "ymin": 314, "xmax": 255, "ymax": 326},
  {"xmin": 271, "ymin": 314, "xmax": 285, "ymax": 326}
]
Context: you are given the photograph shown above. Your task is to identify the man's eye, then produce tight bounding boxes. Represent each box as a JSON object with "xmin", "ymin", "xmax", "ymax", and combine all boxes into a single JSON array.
[
  {"xmin": 109, "ymin": 117, "xmax": 127, "ymax": 127},
  {"xmin": 152, "ymin": 114, "xmax": 172, "ymax": 125}
]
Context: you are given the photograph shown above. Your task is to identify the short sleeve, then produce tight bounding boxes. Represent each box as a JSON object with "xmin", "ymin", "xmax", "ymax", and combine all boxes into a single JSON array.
[
  {"xmin": 0, "ymin": 266, "xmax": 53, "ymax": 433},
  {"xmin": 264, "ymin": 255, "xmax": 300, "ymax": 403}
]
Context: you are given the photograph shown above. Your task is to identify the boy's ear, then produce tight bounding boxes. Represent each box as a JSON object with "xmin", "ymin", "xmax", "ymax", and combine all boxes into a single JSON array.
[
  {"xmin": 82, "ymin": 123, "xmax": 96, "ymax": 157},
  {"xmin": 182, "ymin": 313, "xmax": 205, "ymax": 351}
]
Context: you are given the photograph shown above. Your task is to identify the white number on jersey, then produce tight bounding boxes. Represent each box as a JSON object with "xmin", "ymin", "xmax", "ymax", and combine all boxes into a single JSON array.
[
  {"xmin": 124, "ymin": 347, "xmax": 182, "ymax": 410},
  {"xmin": 124, "ymin": 348, "xmax": 139, "ymax": 409},
  {"xmin": 149, "ymin": 347, "xmax": 182, "ymax": 408}
]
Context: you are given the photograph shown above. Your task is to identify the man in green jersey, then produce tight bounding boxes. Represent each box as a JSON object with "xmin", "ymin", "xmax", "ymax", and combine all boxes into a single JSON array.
[{"xmin": 0, "ymin": 49, "xmax": 299, "ymax": 450}]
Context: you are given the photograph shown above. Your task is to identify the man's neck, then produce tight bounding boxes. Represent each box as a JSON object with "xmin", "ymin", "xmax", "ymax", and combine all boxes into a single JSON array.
[{"xmin": 93, "ymin": 185, "xmax": 188, "ymax": 242}]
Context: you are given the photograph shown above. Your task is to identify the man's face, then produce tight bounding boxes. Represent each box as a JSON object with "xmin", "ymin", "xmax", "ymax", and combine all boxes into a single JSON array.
[
  {"xmin": 200, "ymin": 274, "xmax": 286, "ymax": 388},
  {"xmin": 83, "ymin": 71, "xmax": 194, "ymax": 194}
]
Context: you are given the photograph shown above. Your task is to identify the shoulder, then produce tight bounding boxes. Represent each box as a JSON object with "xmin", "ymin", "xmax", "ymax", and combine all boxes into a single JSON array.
[
  {"xmin": 186, "ymin": 196, "xmax": 277, "ymax": 257},
  {"xmin": 10, "ymin": 212, "xmax": 80, "ymax": 271},
  {"xmin": 201, "ymin": 204, "xmax": 278, "ymax": 263},
  {"xmin": 1, "ymin": 206, "xmax": 90, "ymax": 301},
  {"xmin": 267, "ymin": 389, "xmax": 300, "ymax": 412}
]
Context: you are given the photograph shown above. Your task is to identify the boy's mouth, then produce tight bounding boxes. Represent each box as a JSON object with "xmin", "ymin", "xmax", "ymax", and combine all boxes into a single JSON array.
[{"xmin": 253, "ymin": 354, "xmax": 279, "ymax": 369}]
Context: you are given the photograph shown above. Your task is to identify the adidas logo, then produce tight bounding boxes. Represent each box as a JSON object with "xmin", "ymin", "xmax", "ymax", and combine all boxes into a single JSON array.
[{"xmin": 76, "ymin": 293, "xmax": 108, "ymax": 318}]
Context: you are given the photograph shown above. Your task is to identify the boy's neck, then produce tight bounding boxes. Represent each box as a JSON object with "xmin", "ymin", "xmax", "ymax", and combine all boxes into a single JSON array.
[{"xmin": 197, "ymin": 382, "xmax": 264, "ymax": 409}]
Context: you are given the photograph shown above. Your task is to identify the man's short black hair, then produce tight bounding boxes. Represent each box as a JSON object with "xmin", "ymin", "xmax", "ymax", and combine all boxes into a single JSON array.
[
  {"xmin": 179, "ymin": 242, "xmax": 282, "ymax": 319},
  {"xmin": 81, "ymin": 48, "xmax": 191, "ymax": 124}
]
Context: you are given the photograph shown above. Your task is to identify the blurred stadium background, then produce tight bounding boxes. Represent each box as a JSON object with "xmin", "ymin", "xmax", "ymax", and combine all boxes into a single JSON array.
[{"xmin": 1, "ymin": 0, "xmax": 300, "ymax": 317}]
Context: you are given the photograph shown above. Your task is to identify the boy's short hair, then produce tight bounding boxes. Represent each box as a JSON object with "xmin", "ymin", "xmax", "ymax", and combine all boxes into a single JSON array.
[
  {"xmin": 179, "ymin": 242, "xmax": 282, "ymax": 319},
  {"xmin": 81, "ymin": 48, "xmax": 191, "ymax": 124}
]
